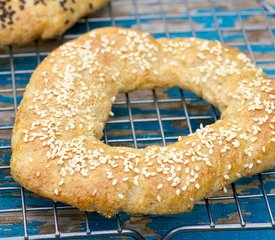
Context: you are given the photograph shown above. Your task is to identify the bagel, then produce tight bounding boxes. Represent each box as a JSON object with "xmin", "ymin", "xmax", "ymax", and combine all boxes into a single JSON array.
[
  {"xmin": 11, "ymin": 27, "xmax": 275, "ymax": 217},
  {"xmin": 0, "ymin": 0, "xmax": 108, "ymax": 46}
]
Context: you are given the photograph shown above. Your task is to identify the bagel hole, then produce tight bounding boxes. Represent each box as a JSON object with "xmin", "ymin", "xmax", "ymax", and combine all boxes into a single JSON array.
[{"xmin": 103, "ymin": 87, "xmax": 219, "ymax": 149}]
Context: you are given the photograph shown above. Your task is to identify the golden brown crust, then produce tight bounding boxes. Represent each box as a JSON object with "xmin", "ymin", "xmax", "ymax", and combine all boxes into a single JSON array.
[
  {"xmin": 0, "ymin": 0, "xmax": 108, "ymax": 46},
  {"xmin": 11, "ymin": 27, "xmax": 275, "ymax": 217}
]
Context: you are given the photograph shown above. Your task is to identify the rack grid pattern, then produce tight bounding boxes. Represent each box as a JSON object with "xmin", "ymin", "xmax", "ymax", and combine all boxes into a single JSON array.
[{"xmin": 0, "ymin": 0, "xmax": 275, "ymax": 239}]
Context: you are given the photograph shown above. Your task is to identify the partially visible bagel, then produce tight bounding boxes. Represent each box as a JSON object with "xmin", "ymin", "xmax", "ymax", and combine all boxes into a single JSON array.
[
  {"xmin": 0, "ymin": 0, "xmax": 108, "ymax": 46},
  {"xmin": 11, "ymin": 27, "xmax": 274, "ymax": 217}
]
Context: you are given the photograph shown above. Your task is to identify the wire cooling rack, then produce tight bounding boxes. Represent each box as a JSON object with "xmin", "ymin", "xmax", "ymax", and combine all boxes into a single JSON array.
[{"xmin": 0, "ymin": 0, "xmax": 275, "ymax": 239}]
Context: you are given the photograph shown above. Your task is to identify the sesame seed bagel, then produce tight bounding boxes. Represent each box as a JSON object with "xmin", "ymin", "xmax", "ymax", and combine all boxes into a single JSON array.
[
  {"xmin": 0, "ymin": 0, "xmax": 108, "ymax": 46},
  {"xmin": 11, "ymin": 27, "xmax": 275, "ymax": 217}
]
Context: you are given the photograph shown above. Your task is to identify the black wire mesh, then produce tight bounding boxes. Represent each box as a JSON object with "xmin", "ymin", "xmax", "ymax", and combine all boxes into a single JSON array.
[{"xmin": 0, "ymin": 0, "xmax": 275, "ymax": 239}]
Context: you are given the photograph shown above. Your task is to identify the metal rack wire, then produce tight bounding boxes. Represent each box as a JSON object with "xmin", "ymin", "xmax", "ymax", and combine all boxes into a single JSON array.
[{"xmin": 0, "ymin": 0, "xmax": 275, "ymax": 239}]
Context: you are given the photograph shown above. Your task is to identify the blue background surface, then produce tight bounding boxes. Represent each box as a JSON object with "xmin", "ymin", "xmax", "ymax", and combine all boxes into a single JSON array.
[{"xmin": 0, "ymin": 1, "xmax": 275, "ymax": 239}]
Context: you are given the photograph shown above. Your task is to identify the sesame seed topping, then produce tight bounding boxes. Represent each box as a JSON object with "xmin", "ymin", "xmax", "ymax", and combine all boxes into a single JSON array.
[
  {"xmin": 223, "ymin": 187, "xmax": 228, "ymax": 193},
  {"xmin": 256, "ymin": 160, "xmax": 262, "ymax": 164},
  {"xmin": 112, "ymin": 179, "xmax": 118, "ymax": 186},
  {"xmin": 182, "ymin": 186, "xmax": 187, "ymax": 191},
  {"xmin": 118, "ymin": 194, "xmax": 124, "ymax": 199},
  {"xmin": 157, "ymin": 196, "xmax": 161, "ymax": 202},
  {"xmin": 92, "ymin": 189, "xmax": 97, "ymax": 195},
  {"xmin": 232, "ymin": 140, "xmax": 240, "ymax": 148},
  {"xmin": 157, "ymin": 183, "xmax": 164, "ymax": 189},
  {"xmin": 134, "ymin": 176, "xmax": 139, "ymax": 186},
  {"xmin": 206, "ymin": 161, "xmax": 212, "ymax": 167},
  {"xmin": 122, "ymin": 177, "xmax": 129, "ymax": 182},
  {"xmin": 224, "ymin": 174, "xmax": 230, "ymax": 180},
  {"xmin": 235, "ymin": 173, "xmax": 241, "ymax": 178}
]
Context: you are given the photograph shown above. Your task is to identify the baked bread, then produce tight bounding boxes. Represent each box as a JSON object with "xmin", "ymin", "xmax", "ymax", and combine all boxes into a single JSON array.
[
  {"xmin": 0, "ymin": 0, "xmax": 108, "ymax": 46},
  {"xmin": 11, "ymin": 27, "xmax": 275, "ymax": 217}
]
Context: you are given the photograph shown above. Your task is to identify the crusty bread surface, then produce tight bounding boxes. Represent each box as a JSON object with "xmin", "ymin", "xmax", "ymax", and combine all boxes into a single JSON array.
[
  {"xmin": 0, "ymin": 0, "xmax": 108, "ymax": 46},
  {"xmin": 11, "ymin": 27, "xmax": 275, "ymax": 217}
]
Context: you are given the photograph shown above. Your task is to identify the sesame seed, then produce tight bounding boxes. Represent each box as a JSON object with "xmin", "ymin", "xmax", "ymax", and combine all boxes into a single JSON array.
[
  {"xmin": 176, "ymin": 189, "xmax": 181, "ymax": 196},
  {"xmin": 134, "ymin": 176, "xmax": 139, "ymax": 186},
  {"xmin": 256, "ymin": 160, "xmax": 262, "ymax": 164},
  {"xmin": 171, "ymin": 182, "xmax": 177, "ymax": 187},
  {"xmin": 223, "ymin": 187, "xmax": 228, "ymax": 193},
  {"xmin": 236, "ymin": 173, "xmax": 241, "ymax": 178},
  {"xmin": 206, "ymin": 161, "xmax": 212, "ymax": 167},
  {"xmin": 54, "ymin": 189, "xmax": 59, "ymax": 196},
  {"xmin": 157, "ymin": 183, "xmax": 163, "ymax": 189},
  {"xmin": 224, "ymin": 174, "xmax": 230, "ymax": 180},
  {"xmin": 122, "ymin": 177, "xmax": 129, "ymax": 182},
  {"xmin": 157, "ymin": 196, "xmax": 161, "ymax": 202},
  {"xmin": 250, "ymin": 137, "xmax": 257, "ymax": 143},
  {"xmin": 182, "ymin": 186, "xmax": 187, "ymax": 191},
  {"xmin": 209, "ymin": 148, "xmax": 214, "ymax": 155},
  {"xmin": 118, "ymin": 194, "xmax": 124, "ymax": 199},
  {"xmin": 92, "ymin": 189, "xmax": 97, "ymax": 195},
  {"xmin": 134, "ymin": 168, "xmax": 140, "ymax": 174},
  {"xmin": 232, "ymin": 140, "xmax": 240, "ymax": 148},
  {"xmin": 112, "ymin": 179, "xmax": 118, "ymax": 186},
  {"xmin": 58, "ymin": 179, "xmax": 64, "ymax": 186},
  {"xmin": 195, "ymin": 183, "xmax": 200, "ymax": 189},
  {"xmin": 153, "ymin": 70, "xmax": 159, "ymax": 75}
]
